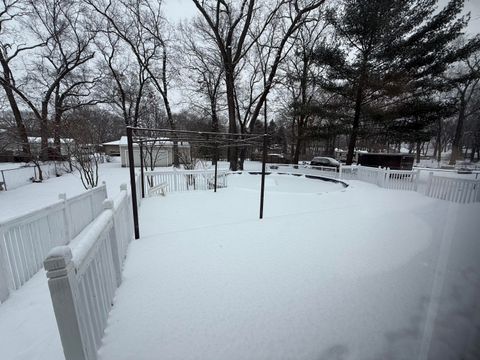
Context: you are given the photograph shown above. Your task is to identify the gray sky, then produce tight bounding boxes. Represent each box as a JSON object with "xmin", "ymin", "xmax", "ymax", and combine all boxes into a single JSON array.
[{"xmin": 163, "ymin": 0, "xmax": 480, "ymax": 34}]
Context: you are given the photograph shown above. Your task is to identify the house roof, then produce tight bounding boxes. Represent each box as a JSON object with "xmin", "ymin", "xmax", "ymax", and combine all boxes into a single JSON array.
[
  {"xmin": 103, "ymin": 140, "xmax": 121, "ymax": 146},
  {"xmin": 116, "ymin": 136, "xmax": 190, "ymax": 147}
]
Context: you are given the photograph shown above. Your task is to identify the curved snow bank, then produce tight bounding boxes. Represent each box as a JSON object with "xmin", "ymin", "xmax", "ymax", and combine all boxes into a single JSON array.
[{"xmin": 228, "ymin": 173, "xmax": 346, "ymax": 194}]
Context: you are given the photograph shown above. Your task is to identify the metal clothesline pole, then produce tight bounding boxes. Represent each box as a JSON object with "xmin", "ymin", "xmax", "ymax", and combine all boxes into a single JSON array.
[
  {"xmin": 126, "ymin": 126, "xmax": 269, "ymax": 235},
  {"xmin": 127, "ymin": 127, "xmax": 140, "ymax": 239}
]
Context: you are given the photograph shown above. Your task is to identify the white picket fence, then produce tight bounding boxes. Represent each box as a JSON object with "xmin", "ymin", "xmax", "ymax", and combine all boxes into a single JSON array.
[
  {"xmin": 425, "ymin": 174, "xmax": 480, "ymax": 203},
  {"xmin": 44, "ymin": 184, "xmax": 135, "ymax": 360},
  {"xmin": 287, "ymin": 164, "xmax": 339, "ymax": 178},
  {"xmin": 144, "ymin": 169, "xmax": 228, "ymax": 195},
  {"xmin": 0, "ymin": 184, "xmax": 107, "ymax": 302},
  {"xmin": 269, "ymin": 164, "xmax": 479, "ymax": 204}
]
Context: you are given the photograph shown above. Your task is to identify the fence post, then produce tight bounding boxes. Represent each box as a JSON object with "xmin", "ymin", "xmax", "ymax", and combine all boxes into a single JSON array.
[
  {"xmin": 174, "ymin": 168, "xmax": 178, "ymax": 192},
  {"xmin": 413, "ymin": 169, "xmax": 420, "ymax": 192},
  {"xmin": 426, "ymin": 172, "xmax": 434, "ymax": 196},
  {"xmin": 104, "ymin": 199, "xmax": 122, "ymax": 287},
  {"xmin": 1, "ymin": 170, "xmax": 6, "ymax": 190},
  {"xmin": 339, "ymin": 165, "xmax": 343, "ymax": 180},
  {"xmin": 121, "ymin": 183, "xmax": 134, "ymax": 237},
  {"xmin": 375, "ymin": 166, "xmax": 381, "ymax": 187},
  {"xmin": 0, "ymin": 232, "xmax": 11, "ymax": 302},
  {"xmin": 44, "ymin": 246, "xmax": 88, "ymax": 360},
  {"xmin": 59, "ymin": 193, "xmax": 72, "ymax": 242}
]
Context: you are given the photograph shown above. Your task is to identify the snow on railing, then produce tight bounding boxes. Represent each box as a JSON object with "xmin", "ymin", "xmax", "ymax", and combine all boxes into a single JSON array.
[
  {"xmin": 144, "ymin": 169, "xmax": 228, "ymax": 194},
  {"xmin": 273, "ymin": 164, "xmax": 339, "ymax": 179},
  {"xmin": 62, "ymin": 185, "xmax": 108, "ymax": 239},
  {"xmin": 44, "ymin": 184, "xmax": 135, "ymax": 360},
  {"xmin": 269, "ymin": 164, "xmax": 479, "ymax": 204},
  {"xmin": 0, "ymin": 184, "xmax": 107, "ymax": 303},
  {"xmin": 425, "ymin": 173, "xmax": 480, "ymax": 203}
]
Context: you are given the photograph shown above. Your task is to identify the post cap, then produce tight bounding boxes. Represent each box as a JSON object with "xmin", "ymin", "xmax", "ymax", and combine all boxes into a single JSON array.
[
  {"xmin": 103, "ymin": 199, "xmax": 114, "ymax": 209},
  {"xmin": 44, "ymin": 246, "xmax": 72, "ymax": 271}
]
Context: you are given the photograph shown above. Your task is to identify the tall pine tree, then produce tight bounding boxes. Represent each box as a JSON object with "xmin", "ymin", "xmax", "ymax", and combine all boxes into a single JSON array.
[{"xmin": 315, "ymin": 0, "xmax": 480, "ymax": 164}]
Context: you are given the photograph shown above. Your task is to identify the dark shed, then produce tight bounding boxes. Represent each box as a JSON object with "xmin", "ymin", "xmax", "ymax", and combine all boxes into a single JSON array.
[{"xmin": 357, "ymin": 153, "xmax": 415, "ymax": 170}]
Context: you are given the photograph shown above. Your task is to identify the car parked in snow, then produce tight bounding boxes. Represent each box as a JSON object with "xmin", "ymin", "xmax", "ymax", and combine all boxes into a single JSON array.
[{"xmin": 310, "ymin": 156, "xmax": 340, "ymax": 170}]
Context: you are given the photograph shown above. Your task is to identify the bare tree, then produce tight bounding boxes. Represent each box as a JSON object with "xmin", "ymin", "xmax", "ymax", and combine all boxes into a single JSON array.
[
  {"xmin": 52, "ymin": 67, "xmax": 104, "ymax": 156},
  {"xmin": 178, "ymin": 20, "xmax": 224, "ymax": 135},
  {"xmin": 95, "ymin": 28, "xmax": 151, "ymax": 128},
  {"xmin": 278, "ymin": 15, "xmax": 328, "ymax": 163},
  {"xmin": 0, "ymin": 0, "xmax": 95, "ymax": 167},
  {"xmin": 87, "ymin": 0, "xmax": 180, "ymax": 165},
  {"xmin": 191, "ymin": 0, "xmax": 326, "ymax": 169},
  {"xmin": 0, "ymin": 0, "xmax": 40, "ymax": 159},
  {"xmin": 447, "ymin": 51, "xmax": 480, "ymax": 165}
]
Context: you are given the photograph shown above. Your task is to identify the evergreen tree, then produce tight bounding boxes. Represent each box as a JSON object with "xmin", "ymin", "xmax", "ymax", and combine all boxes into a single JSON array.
[{"xmin": 314, "ymin": 0, "xmax": 480, "ymax": 164}]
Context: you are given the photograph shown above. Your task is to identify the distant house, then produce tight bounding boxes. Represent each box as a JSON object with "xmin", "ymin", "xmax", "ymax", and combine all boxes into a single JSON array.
[
  {"xmin": 102, "ymin": 139, "xmax": 121, "ymax": 156},
  {"xmin": 113, "ymin": 136, "xmax": 190, "ymax": 167}
]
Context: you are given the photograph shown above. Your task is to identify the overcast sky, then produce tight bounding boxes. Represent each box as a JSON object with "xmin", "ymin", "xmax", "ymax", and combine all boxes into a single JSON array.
[{"xmin": 163, "ymin": 0, "xmax": 480, "ymax": 34}]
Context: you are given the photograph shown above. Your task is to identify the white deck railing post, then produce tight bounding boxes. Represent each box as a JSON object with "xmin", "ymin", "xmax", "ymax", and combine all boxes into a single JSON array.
[
  {"xmin": 426, "ymin": 172, "xmax": 434, "ymax": 196},
  {"xmin": 0, "ymin": 236, "xmax": 11, "ymax": 302},
  {"xmin": 414, "ymin": 169, "xmax": 420, "ymax": 192},
  {"xmin": 59, "ymin": 193, "xmax": 72, "ymax": 242},
  {"xmin": 44, "ymin": 246, "xmax": 88, "ymax": 360},
  {"xmin": 104, "ymin": 199, "xmax": 122, "ymax": 287}
]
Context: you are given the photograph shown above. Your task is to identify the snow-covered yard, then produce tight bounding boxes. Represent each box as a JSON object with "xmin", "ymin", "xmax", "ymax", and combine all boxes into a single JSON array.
[
  {"xmin": 0, "ymin": 159, "xmax": 129, "ymax": 222},
  {"xmin": 98, "ymin": 174, "xmax": 480, "ymax": 360},
  {"xmin": 1, "ymin": 167, "xmax": 479, "ymax": 360}
]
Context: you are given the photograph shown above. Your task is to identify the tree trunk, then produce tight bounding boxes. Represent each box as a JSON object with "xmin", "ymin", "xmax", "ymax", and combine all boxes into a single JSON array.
[
  {"xmin": 346, "ymin": 91, "xmax": 363, "ymax": 164},
  {"xmin": 449, "ymin": 94, "xmax": 466, "ymax": 165},
  {"xmin": 0, "ymin": 57, "xmax": 31, "ymax": 159},
  {"xmin": 225, "ymin": 66, "xmax": 238, "ymax": 170},
  {"xmin": 293, "ymin": 116, "xmax": 304, "ymax": 164},
  {"xmin": 346, "ymin": 65, "xmax": 366, "ymax": 165},
  {"xmin": 54, "ymin": 89, "xmax": 63, "ymax": 158},
  {"xmin": 40, "ymin": 100, "xmax": 50, "ymax": 161}
]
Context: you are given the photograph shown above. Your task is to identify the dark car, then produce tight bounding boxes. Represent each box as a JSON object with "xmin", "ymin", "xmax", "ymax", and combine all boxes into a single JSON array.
[
  {"xmin": 266, "ymin": 153, "xmax": 290, "ymax": 164},
  {"xmin": 310, "ymin": 156, "xmax": 340, "ymax": 169},
  {"xmin": 251, "ymin": 152, "xmax": 290, "ymax": 164}
]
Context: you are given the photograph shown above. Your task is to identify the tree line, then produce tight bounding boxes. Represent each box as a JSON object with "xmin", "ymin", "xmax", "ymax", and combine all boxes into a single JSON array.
[{"xmin": 1, "ymin": 0, "xmax": 479, "ymax": 171}]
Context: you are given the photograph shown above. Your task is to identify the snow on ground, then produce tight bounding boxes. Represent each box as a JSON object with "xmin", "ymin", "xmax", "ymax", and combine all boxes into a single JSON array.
[
  {"xmin": 0, "ymin": 158, "xmax": 130, "ymax": 222},
  {"xmin": 97, "ymin": 173, "xmax": 480, "ymax": 360},
  {"xmin": 0, "ymin": 158, "xmax": 132, "ymax": 360},
  {"xmin": 0, "ymin": 270, "xmax": 62, "ymax": 360}
]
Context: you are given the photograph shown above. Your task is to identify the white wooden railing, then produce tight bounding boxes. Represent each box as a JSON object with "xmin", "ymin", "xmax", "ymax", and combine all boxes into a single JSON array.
[
  {"xmin": 136, "ymin": 172, "xmax": 142, "ymax": 207},
  {"xmin": 0, "ymin": 184, "xmax": 107, "ymax": 303},
  {"xmin": 144, "ymin": 169, "xmax": 228, "ymax": 195},
  {"xmin": 383, "ymin": 169, "xmax": 419, "ymax": 191},
  {"xmin": 425, "ymin": 174, "xmax": 480, "ymax": 203},
  {"xmin": 276, "ymin": 165, "xmax": 341, "ymax": 179},
  {"xmin": 44, "ymin": 184, "xmax": 135, "ymax": 360},
  {"xmin": 268, "ymin": 164, "xmax": 479, "ymax": 204}
]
